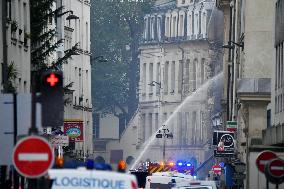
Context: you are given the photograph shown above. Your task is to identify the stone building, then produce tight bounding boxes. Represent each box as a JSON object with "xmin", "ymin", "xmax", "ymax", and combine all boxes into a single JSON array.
[
  {"xmin": 101, "ymin": 0, "xmax": 223, "ymax": 177},
  {"xmin": 0, "ymin": 0, "xmax": 31, "ymax": 93},
  {"xmin": 56, "ymin": 0, "xmax": 93, "ymax": 159}
]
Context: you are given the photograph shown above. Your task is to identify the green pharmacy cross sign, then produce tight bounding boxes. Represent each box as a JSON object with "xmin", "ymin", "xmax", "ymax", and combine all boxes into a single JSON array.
[{"xmin": 226, "ymin": 121, "xmax": 237, "ymax": 132}]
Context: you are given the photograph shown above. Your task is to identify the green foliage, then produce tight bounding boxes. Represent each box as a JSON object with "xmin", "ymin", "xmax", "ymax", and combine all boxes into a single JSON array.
[
  {"xmin": 30, "ymin": 0, "xmax": 76, "ymax": 71},
  {"xmin": 6, "ymin": 62, "xmax": 18, "ymax": 93},
  {"xmin": 91, "ymin": 0, "xmax": 153, "ymax": 116}
]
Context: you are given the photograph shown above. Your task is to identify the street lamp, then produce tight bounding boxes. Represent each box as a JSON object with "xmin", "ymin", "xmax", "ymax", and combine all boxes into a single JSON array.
[
  {"xmin": 222, "ymin": 41, "xmax": 244, "ymax": 51},
  {"xmin": 156, "ymin": 125, "xmax": 173, "ymax": 163}
]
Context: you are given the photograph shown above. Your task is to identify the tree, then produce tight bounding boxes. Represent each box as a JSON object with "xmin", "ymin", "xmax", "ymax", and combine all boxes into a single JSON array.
[
  {"xmin": 30, "ymin": 0, "xmax": 78, "ymax": 80},
  {"xmin": 91, "ymin": 0, "xmax": 153, "ymax": 120}
]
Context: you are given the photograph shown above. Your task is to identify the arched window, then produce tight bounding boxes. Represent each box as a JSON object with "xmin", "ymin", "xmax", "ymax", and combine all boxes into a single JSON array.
[
  {"xmin": 201, "ymin": 11, "xmax": 207, "ymax": 38},
  {"xmin": 157, "ymin": 16, "xmax": 162, "ymax": 40},
  {"xmin": 178, "ymin": 11, "xmax": 185, "ymax": 36},
  {"xmin": 187, "ymin": 11, "xmax": 193, "ymax": 37}
]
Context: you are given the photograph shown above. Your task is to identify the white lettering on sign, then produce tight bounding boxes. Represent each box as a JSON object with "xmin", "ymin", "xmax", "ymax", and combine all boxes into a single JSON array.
[
  {"xmin": 271, "ymin": 166, "xmax": 284, "ymax": 171},
  {"xmin": 214, "ymin": 168, "xmax": 221, "ymax": 171},
  {"xmin": 54, "ymin": 177, "xmax": 126, "ymax": 188},
  {"xmin": 18, "ymin": 153, "xmax": 48, "ymax": 161},
  {"xmin": 259, "ymin": 160, "xmax": 269, "ymax": 165}
]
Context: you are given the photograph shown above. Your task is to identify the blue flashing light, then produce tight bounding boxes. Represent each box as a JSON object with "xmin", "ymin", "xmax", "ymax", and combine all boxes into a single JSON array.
[
  {"xmin": 176, "ymin": 160, "xmax": 183, "ymax": 167},
  {"xmin": 219, "ymin": 162, "xmax": 225, "ymax": 168},
  {"xmin": 86, "ymin": 159, "xmax": 94, "ymax": 169},
  {"xmin": 186, "ymin": 163, "xmax": 191, "ymax": 167}
]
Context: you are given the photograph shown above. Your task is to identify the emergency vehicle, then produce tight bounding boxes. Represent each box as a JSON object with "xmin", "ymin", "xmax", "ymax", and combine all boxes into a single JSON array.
[
  {"xmin": 48, "ymin": 158, "xmax": 137, "ymax": 189},
  {"xmin": 144, "ymin": 172, "xmax": 194, "ymax": 189},
  {"xmin": 172, "ymin": 180, "xmax": 218, "ymax": 189},
  {"xmin": 48, "ymin": 167, "xmax": 137, "ymax": 189}
]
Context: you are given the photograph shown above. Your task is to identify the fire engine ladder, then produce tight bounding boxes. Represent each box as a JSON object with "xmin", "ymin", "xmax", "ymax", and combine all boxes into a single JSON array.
[{"xmin": 195, "ymin": 154, "xmax": 214, "ymax": 174}]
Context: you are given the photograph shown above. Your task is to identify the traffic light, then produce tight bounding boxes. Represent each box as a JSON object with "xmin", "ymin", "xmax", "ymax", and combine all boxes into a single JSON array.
[{"xmin": 40, "ymin": 70, "xmax": 64, "ymax": 127}]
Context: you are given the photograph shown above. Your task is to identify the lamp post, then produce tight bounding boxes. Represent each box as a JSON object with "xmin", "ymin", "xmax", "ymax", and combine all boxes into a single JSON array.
[{"xmin": 156, "ymin": 125, "xmax": 173, "ymax": 162}]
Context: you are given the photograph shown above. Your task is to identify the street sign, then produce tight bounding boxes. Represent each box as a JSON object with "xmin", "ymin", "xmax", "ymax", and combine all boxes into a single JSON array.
[
  {"xmin": 256, "ymin": 150, "xmax": 277, "ymax": 173},
  {"xmin": 212, "ymin": 164, "xmax": 222, "ymax": 175},
  {"xmin": 49, "ymin": 135, "xmax": 69, "ymax": 147},
  {"xmin": 267, "ymin": 158, "xmax": 284, "ymax": 178},
  {"xmin": 13, "ymin": 136, "xmax": 54, "ymax": 178},
  {"xmin": 226, "ymin": 121, "xmax": 237, "ymax": 132}
]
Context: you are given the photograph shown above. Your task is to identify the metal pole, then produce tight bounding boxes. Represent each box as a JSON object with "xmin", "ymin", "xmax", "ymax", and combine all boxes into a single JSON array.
[
  {"xmin": 29, "ymin": 76, "xmax": 38, "ymax": 135},
  {"xmin": 163, "ymin": 133, "xmax": 166, "ymax": 163},
  {"xmin": 13, "ymin": 93, "xmax": 19, "ymax": 189},
  {"xmin": 276, "ymin": 184, "xmax": 278, "ymax": 189},
  {"xmin": 266, "ymin": 179, "xmax": 269, "ymax": 189}
]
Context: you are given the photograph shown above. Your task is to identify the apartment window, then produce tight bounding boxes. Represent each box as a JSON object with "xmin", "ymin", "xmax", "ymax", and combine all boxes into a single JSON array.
[
  {"xmin": 172, "ymin": 16, "xmax": 177, "ymax": 37},
  {"xmin": 144, "ymin": 18, "xmax": 147, "ymax": 39},
  {"xmin": 201, "ymin": 58, "xmax": 205, "ymax": 84},
  {"xmin": 276, "ymin": 46, "xmax": 279, "ymax": 89},
  {"xmin": 171, "ymin": 61, "xmax": 175, "ymax": 93},
  {"xmin": 149, "ymin": 63, "xmax": 153, "ymax": 95},
  {"xmin": 178, "ymin": 112, "xmax": 182, "ymax": 145},
  {"xmin": 192, "ymin": 111, "xmax": 197, "ymax": 144},
  {"xmin": 281, "ymin": 95, "xmax": 283, "ymax": 112},
  {"xmin": 281, "ymin": 43, "xmax": 283, "ymax": 87},
  {"xmin": 183, "ymin": 112, "xmax": 189, "ymax": 144},
  {"xmin": 179, "ymin": 14, "xmax": 184, "ymax": 36},
  {"xmin": 188, "ymin": 13, "xmax": 192, "ymax": 36},
  {"xmin": 86, "ymin": 22, "xmax": 89, "ymax": 51},
  {"xmin": 151, "ymin": 17, "xmax": 155, "ymax": 40},
  {"xmin": 178, "ymin": 60, "xmax": 182, "ymax": 93},
  {"xmin": 143, "ymin": 63, "xmax": 147, "ymax": 94},
  {"xmin": 148, "ymin": 113, "xmax": 153, "ymax": 139},
  {"xmin": 202, "ymin": 11, "xmax": 207, "ymax": 37},
  {"xmin": 157, "ymin": 17, "xmax": 162, "ymax": 40},
  {"xmin": 192, "ymin": 59, "xmax": 197, "ymax": 91},
  {"xmin": 195, "ymin": 13, "xmax": 199, "ymax": 35},
  {"xmin": 156, "ymin": 63, "xmax": 161, "ymax": 95},
  {"xmin": 166, "ymin": 17, "xmax": 170, "ymax": 37},
  {"xmin": 184, "ymin": 59, "xmax": 190, "ymax": 93},
  {"xmin": 275, "ymin": 97, "xmax": 278, "ymax": 113},
  {"xmin": 141, "ymin": 114, "xmax": 146, "ymax": 142},
  {"xmin": 164, "ymin": 61, "xmax": 169, "ymax": 94}
]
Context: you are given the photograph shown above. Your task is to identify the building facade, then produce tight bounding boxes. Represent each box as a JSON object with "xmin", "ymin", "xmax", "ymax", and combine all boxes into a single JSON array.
[
  {"xmin": 0, "ymin": 0, "xmax": 31, "ymax": 93},
  {"xmin": 58, "ymin": 0, "xmax": 93, "ymax": 159},
  {"xmin": 217, "ymin": 0, "xmax": 277, "ymax": 188},
  {"xmin": 102, "ymin": 0, "xmax": 223, "ymax": 177}
]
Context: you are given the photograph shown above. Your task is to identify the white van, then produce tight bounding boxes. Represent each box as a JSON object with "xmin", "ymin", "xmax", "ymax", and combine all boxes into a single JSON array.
[
  {"xmin": 48, "ymin": 167, "xmax": 137, "ymax": 189},
  {"xmin": 172, "ymin": 180, "xmax": 218, "ymax": 189},
  {"xmin": 144, "ymin": 172, "xmax": 194, "ymax": 189}
]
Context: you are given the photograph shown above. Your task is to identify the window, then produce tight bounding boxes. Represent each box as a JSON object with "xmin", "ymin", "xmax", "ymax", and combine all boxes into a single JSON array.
[
  {"xmin": 148, "ymin": 113, "xmax": 153, "ymax": 139},
  {"xmin": 172, "ymin": 16, "xmax": 177, "ymax": 37},
  {"xmin": 86, "ymin": 22, "xmax": 89, "ymax": 51},
  {"xmin": 192, "ymin": 59, "xmax": 197, "ymax": 91},
  {"xmin": 157, "ymin": 17, "xmax": 162, "ymax": 40},
  {"xmin": 143, "ymin": 63, "xmax": 147, "ymax": 94},
  {"xmin": 156, "ymin": 63, "xmax": 161, "ymax": 95},
  {"xmin": 184, "ymin": 59, "xmax": 190, "ymax": 92},
  {"xmin": 141, "ymin": 114, "xmax": 146, "ymax": 141},
  {"xmin": 201, "ymin": 58, "xmax": 205, "ymax": 84},
  {"xmin": 192, "ymin": 111, "xmax": 197, "ymax": 144},
  {"xmin": 178, "ymin": 60, "xmax": 182, "ymax": 93},
  {"xmin": 171, "ymin": 61, "xmax": 175, "ymax": 93},
  {"xmin": 164, "ymin": 61, "xmax": 169, "ymax": 94},
  {"xmin": 155, "ymin": 113, "xmax": 159, "ymax": 133},
  {"xmin": 188, "ymin": 12, "xmax": 193, "ymax": 36},
  {"xmin": 149, "ymin": 63, "xmax": 153, "ymax": 95},
  {"xmin": 166, "ymin": 17, "xmax": 170, "ymax": 37},
  {"xmin": 179, "ymin": 14, "xmax": 184, "ymax": 36}
]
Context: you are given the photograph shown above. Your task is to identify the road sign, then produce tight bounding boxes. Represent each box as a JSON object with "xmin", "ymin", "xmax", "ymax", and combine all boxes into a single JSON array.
[
  {"xmin": 226, "ymin": 121, "xmax": 237, "ymax": 132},
  {"xmin": 13, "ymin": 136, "xmax": 54, "ymax": 178},
  {"xmin": 267, "ymin": 158, "xmax": 284, "ymax": 178},
  {"xmin": 212, "ymin": 164, "xmax": 222, "ymax": 175},
  {"xmin": 49, "ymin": 135, "xmax": 69, "ymax": 147},
  {"xmin": 256, "ymin": 151, "xmax": 277, "ymax": 173}
]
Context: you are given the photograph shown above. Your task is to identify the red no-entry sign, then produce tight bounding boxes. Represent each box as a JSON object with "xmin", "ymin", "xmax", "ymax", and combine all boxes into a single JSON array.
[
  {"xmin": 212, "ymin": 164, "xmax": 222, "ymax": 175},
  {"xmin": 267, "ymin": 158, "xmax": 284, "ymax": 178},
  {"xmin": 256, "ymin": 151, "xmax": 277, "ymax": 173},
  {"xmin": 13, "ymin": 136, "xmax": 54, "ymax": 178}
]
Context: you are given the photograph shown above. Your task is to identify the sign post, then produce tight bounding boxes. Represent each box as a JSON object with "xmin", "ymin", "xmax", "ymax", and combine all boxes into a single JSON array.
[
  {"xmin": 13, "ymin": 136, "xmax": 54, "ymax": 178},
  {"xmin": 256, "ymin": 151, "xmax": 278, "ymax": 189}
]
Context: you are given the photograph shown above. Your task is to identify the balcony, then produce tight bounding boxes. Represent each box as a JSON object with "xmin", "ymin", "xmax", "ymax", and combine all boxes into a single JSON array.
[
  {"xmin": 216, "ymin": 0, "xmax": 230, "ymax": 9},
  {"xmin": 262, "ymin": 124, "xmax": 284, "ymax": 146}
]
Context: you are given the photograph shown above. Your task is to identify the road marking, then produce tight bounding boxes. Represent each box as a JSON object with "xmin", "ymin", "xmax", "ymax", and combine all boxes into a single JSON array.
[{"xmin": 18, "ymin": 153, "xmax": 48, "ymax": 161}]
